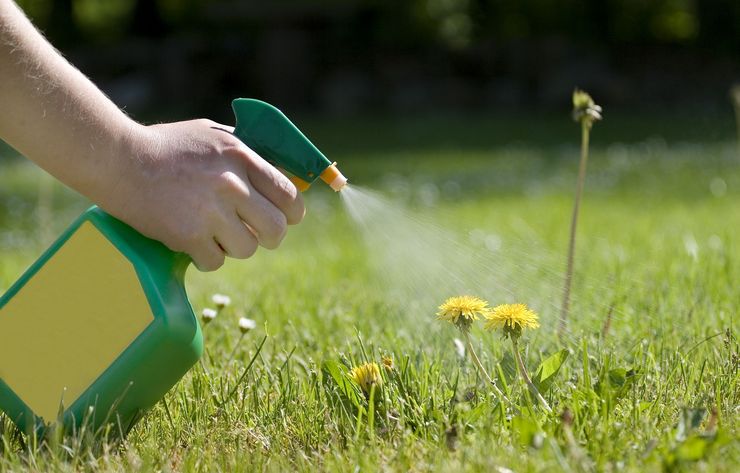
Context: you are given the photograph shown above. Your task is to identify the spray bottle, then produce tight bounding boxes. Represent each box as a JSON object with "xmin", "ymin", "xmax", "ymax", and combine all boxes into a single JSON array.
[{"xmin": 0, "ymin": 99, "xmax": 347, "ymax": 434}]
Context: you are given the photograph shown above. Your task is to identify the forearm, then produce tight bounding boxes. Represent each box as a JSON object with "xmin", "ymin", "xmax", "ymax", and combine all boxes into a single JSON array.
[
  {"xmin": 0, "ymin": 1, "xmax": 305, "ymax": 271},
  {"xmin": 0, "ymin": 0, "xmax": 139, "ymax": 201}
]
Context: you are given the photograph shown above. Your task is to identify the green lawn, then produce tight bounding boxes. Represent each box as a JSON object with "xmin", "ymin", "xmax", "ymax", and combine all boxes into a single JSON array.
[{"xmin": 0, "ymin": 116, "xmax": 739, "ymax": 471}]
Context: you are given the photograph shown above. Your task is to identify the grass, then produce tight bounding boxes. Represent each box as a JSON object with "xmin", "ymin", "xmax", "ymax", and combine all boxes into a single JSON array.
[{"xmin": 1, "ymin": 115, "xmax": 739, "ymax": 472}]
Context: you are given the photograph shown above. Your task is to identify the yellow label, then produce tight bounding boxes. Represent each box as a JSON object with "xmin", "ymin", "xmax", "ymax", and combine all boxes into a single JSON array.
[{"xmin": 0, "ymin": 222, "xmax": 154, "ymax": 422}]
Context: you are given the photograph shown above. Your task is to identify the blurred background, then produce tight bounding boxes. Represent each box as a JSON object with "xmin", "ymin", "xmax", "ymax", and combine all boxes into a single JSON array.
[
  {"xmin": 1, "ymin": 0, "xmax": 739, "ymax": 259},
  {"xmin": 8, "ymin": 0, "xmax": 740, "ymax": 121}
]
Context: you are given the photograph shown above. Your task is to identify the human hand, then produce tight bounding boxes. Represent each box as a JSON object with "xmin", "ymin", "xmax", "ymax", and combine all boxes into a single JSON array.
[
  {"xmin": 101, "ymin": 119, "xmax": 305, "ymax": 271},
  {"xmin": 1, "ymin": 0, "xmax": 302, "ymax": 271}
]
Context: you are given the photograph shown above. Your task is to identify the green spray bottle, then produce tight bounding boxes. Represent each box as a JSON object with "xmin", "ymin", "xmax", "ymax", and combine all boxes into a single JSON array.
[{"xmin": 0, "ymin": 99, "xmax": 347, "ymax": 434}]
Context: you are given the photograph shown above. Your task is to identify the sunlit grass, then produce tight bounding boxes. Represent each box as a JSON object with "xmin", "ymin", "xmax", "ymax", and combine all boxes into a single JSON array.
[{"xmin": 0, "ymin": 123, "xmax": 738, "ymax": 471}]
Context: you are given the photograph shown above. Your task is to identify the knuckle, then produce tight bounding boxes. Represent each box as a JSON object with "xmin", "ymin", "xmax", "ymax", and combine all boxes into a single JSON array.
[
  {"xmin": 286, "ymin": 195, "xmax": 306, "ymax": 225},
  {"xmin": 279, "ymin": 175, "xmax": 299, "ymax": 199},
  {"xmin": 223, "ymin": 143, "xmax": 257, "ymax": 167},
  {"xmin": 217, "ymin": 136, "xmax": 243, "ymax": 158},
  {"xmin": 277, "ymin": 176, "xmax": 298, "ymax": 203},
  {"xmin": 261, "ymin": 213, "xmax": 287, "ymax": 249},
  {"xmin": 240, "ymin": 145, "xmax": 262, "ymax": 164},
  {"xmin": 203, "ymin": 131, "xmax": 238, "ymax": 157},
  {"xmin": 229, "ymin": 233, "xmax": 258, "ymax": 259},
  {"xmin": 196, "ymin": 118, "xmax": 217, "ymax": 128},
  {"xmin": 217, "ymin": 171, "xmax": 248, "ymax": 195},
  {"xmin": 195, "ymin": 253, "xmax": 223, "ymax": 272},
  {"xmin": 222, "ymin": 144, "xmax": 245, "ymax": 161},
  {"xmin": 242, "ymin": 238, "xmax": 259, "ymax": 258},
  {"xmin": 178, "ymin": 224, "xmax": 216, "ymax": 258},
  {"xmin": 273, "ymin": 178, "xmax": 304, "ymax": 224}
]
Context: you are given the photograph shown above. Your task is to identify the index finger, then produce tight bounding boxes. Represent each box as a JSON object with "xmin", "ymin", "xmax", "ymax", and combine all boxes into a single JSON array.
[{"xmin": 236, "ymin": 144, "xmax": 305, "ymax": 225}]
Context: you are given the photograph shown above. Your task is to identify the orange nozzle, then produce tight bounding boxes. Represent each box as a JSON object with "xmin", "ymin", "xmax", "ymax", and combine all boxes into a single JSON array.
[
  {"xmin": 319, "ymin": 163, "xmax": 348, "ymax": 192},
  {"xmin": 289, "ymin": 175, "xmax": 311, "ymax": 192}
]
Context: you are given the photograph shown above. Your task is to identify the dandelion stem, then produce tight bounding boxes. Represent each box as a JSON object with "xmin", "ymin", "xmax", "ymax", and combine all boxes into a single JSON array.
[
  {"xmin": 199, "ymin": 347, "xmax": 212, "ymax": 376},
  {"xmin": 601, "ymin": 302, "xmax": 615, "ymax": 339},
  {"xmin": 560, "ymin": 120, "xmax": 590, "ymax": 338},
  {"xmin": 463, "ymin": 331, "xmax": 509, "ymax": 404},
  {"xmin": 734, "ymin": 98, "xmax": 740, "ymax": 158},
  {"xmin": 219, "ymin": 335, "xmax": 267, "ymax": 408},
  {"xmin": 511, "ymin": 338, "xmax": 552, "ymax": 413},
  {"xmin": 226, "ymin": 333, "xmax": 246, "ymax": 365}
]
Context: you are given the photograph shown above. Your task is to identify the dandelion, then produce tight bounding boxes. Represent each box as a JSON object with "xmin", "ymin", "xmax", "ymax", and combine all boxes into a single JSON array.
[
  {"xmin": 437, "ymin": 295, "xmax": 489, "ymax": 332},
  {"xmin": 381, "ymin": 355, "xmax": 394, "ymax": 372},
  {"xmin": 561, "ymin": 89, "xmax": 602, "ymax": 338},
  {"xmin": 348, "ymin": 362, "xmax": 383, "ymax": 394},
  {"xmin": 437, "ymin": 296, "xmax": 509, "ymax": 404},
  {"xmin": 225, "ymin": 317, "xmax": 258, "ymax": 365},
  {"xmin": 201, "ymin": 308, "xmax": 217, "ymax": 325},
  {"xmin": 238, "ymin": 317, "xmax": 256, "ymax": 334},
  {"xmin": 212, "ymin": 294, "xmax": 232, "ymax": 309},
  {"xmin": 484, "ymin": 303, "xmax": 551, "ymax": 412},
  {"xmin": 483, "ymin": 303, "xmax": 540, "ymax": 339},
  {"xmin": 572, "ymin": 89, "xmax": 603, "ymax": 124}
]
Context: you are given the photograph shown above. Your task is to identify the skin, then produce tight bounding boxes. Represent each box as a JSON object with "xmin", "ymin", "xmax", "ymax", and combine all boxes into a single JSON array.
[{"xmin": 0, "ymin": 0, "xmax": 304, "ymax": 271}]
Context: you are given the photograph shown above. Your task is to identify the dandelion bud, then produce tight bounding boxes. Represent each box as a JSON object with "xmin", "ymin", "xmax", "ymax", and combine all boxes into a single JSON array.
[
  {"xmin": 238, "ymin": 317, "xmax": 256, "ymax": 334},
  {"xmin": 572, "ymin": 89, "xmax": 602, "ymax": 126},
  {"xmin": 572, "ymin": 89, "xmax": 594, "ymax": 109},
  {"xmin": 201, "ymin": 308, "xmax": 217, "ymax": 324},
  {"xmin": 381, "ymin": 355, "xmax": 394, "ymax": 372},
  {"xmin": 212, "ymin": 294, "xmax": 232, "ymax": 309}
]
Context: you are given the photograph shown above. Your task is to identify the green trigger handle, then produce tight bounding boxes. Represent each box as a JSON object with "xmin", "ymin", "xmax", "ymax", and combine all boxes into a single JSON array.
[{"xmin": 231, "ymin": 99, "xmax": 346, "ymax": 192}]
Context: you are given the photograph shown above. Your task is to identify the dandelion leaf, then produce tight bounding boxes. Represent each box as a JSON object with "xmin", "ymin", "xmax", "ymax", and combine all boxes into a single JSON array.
[
  {"xmin": 595, "ymin": 367, "xmax": 638, "ymax": 400},
  {"xmin": 533, "ymin": 349, "xmax": 569, "ymax": 393},
  {"xmin": 322, "ymin": 360, "xmax": 362, "ymax": 409}
]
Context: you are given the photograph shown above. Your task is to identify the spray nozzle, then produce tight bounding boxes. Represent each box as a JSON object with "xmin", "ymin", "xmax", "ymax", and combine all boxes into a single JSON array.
[
  {"xmin": 231, "ymin": 98, "xmax": 347, "ymax": 192},
  {"xmin": 320, "ymin": 162, "xmax": 348, "ymax": 192}
]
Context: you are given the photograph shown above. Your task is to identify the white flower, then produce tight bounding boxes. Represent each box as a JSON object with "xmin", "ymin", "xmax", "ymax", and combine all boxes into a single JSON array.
[
  {"xmin": 238, "ymin": 317, "xmax": 257, "ymax": 334},
  {"xmin": 212, "ymin": 294, "xmax": 232, "ymax": 309},
  {"xmin": 201, "ymin": 308, "xmax": 217, "ymax": 324}
]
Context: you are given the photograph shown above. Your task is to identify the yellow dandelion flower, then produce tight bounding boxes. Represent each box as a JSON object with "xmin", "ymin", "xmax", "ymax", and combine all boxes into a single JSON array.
[
  {"xmin": 437, "ymin": 295, "xmax": 489, "ymax": 331},
  {"xmin": 381, "ymin": 355, "xmax": 394, "ymax": 372},
  {"xmin": 484, "ymin": 303, "xmax": 540, "ymax": 338},
  {"xmin": 348, "ymin": 362, "xmax": 383, "ymax": 394}
]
